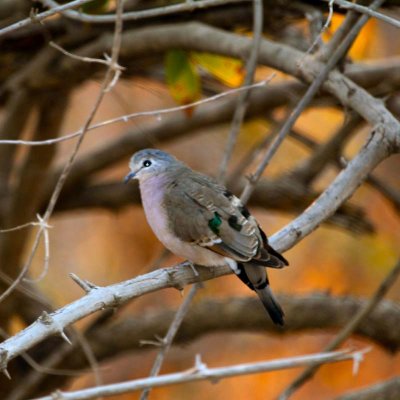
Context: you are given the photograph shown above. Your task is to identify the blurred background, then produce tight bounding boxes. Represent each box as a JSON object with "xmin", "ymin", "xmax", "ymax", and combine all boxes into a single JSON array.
[{"xmin": 1, "ymin": 1, "xmax": 400, "ymax": 399}]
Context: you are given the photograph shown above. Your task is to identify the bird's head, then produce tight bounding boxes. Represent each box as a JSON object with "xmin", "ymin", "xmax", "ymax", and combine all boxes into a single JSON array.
[{"xmin": 124, "ymin": 149, "xmax": 179, "ymax": 183}]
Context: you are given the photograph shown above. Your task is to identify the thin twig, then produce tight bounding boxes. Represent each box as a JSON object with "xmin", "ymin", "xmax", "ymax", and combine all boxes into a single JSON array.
[
  {"xmin": 218, "ymin": 0, "xmax": 264, "ymax": 182},
  {"xmin": 239, "ymin": 0, "xmax": 385, "ymax": 204},
  {"xmin": 301, "ymin": 0, "xmax": 334, "ymax": 59},
  {"xmin": 0, "ymin": 269, "xmax": 50, "ymax": 306},
  {"xmin": 324, "ymin": 0, "xmax": 400, "ymax": 29},
  {"xmin": 0, "ymin": 0, "xmax": 94, "ymax": 38},
  {"xmin": 278, "ymin": 259, "xmax": 400, "ymax": 400},
  {"xmin": 34, "ymin": 349, "xmax": 368, "ymax": 400},
  {"xmin": 139, "ymin": 283, "xmax": 201, "ymax": 400},
  {"xmin": 0, "ymin": 221, "xmax": 41, "ymax": 233},
  {"xmin": 0, "ymin": 215, "xmax": 52, "ymax": 283},
  {"xmin": 23, "ymin": 215, "xmax": 52, "ymax": 283},
  {"xmin": 49, "ymin": 41, "xmax": 118, "ymax": 67},
  {"xmin": 0, "ymin": 0, "xmax": 125, "ymax": 305},
  {"xmin": 316, "ymin": 3, "xmax": 360, "ymax": 62},
  {"xmin": 39, "ymin": 0, "xmax": 247, "ymax": 24},
  {"xmin": 0, "ymin": 80, "xmax": 270, "ymax": 147}
]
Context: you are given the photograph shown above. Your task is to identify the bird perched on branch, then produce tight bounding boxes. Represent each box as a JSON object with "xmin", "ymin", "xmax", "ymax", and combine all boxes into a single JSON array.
[{"xmin": 125, "ymin": 149, "xmax": 288, "ymax": 325}]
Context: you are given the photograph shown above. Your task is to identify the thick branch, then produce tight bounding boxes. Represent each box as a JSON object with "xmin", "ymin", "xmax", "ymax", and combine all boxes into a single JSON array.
[
  {"xmin": 66, "ymin": 295, "xmax": 400, "ymax": 367},
  {"xmin": 0, "ymin": 264, "xmax": 231, "ymax": 370},
  {"xmin": 10, "ymin": 294, "xmax": 400, "ymax": 398},
  {"xmin": 42, "ymin": 27, "xmax": 400, "ymax": 192}
]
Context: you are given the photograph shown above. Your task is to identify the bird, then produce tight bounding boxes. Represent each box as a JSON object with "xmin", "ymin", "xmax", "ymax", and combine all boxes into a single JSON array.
[{"xmin": 124, "ymin": 149, "xmax": 288, "ymax": 325}]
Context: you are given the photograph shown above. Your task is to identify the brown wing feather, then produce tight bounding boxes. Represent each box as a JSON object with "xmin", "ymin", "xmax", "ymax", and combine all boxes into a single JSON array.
[
  {"xmin": 163, "ymin": 167, "xmax": 288, "ymax": 268},
  {"xmin": 163, "ymin": 169, "xmax": 261, "ymax": 262}
]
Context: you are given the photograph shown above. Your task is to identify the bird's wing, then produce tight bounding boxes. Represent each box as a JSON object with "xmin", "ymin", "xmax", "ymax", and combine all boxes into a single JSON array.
[{"xmin": 163, "ymin": 171, "xmax": 262, "ymax": 262}]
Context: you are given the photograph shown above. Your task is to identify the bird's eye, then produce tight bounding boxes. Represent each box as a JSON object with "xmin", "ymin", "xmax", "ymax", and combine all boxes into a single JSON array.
[{"xmin": 143, "ymin": 160, "xmax": 152, "ymax": 167}]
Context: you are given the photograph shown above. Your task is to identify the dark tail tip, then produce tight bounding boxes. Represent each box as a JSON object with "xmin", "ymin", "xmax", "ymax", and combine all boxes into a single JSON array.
[{"xmin": 256, "ymin": 286, "xmax": 285, "ymax": 326}]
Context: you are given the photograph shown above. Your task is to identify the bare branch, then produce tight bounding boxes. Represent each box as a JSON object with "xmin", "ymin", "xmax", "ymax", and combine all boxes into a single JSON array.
[
  {"xmin": 39, "ymin": 0, "xmax": 248, "ymax": 23},
  {"xmin": 240, "ymin": 0, "xmax": 384, "ymax": 203},
  {"xmin": 0, "ymin": 0, "xmax": 94, "ymax": 38},
  {"xmin": 325, "ymin": 0, "xmax": 400, "ymax": 29},
  {"xmin": 36, "ymin": 23, "xmax": 399, "ymax": 192},
  {"xmin": 34, "ymin": 349, "xmax": 366, "ymax": 400},
  {"xmin": 0, "ymin": 264, "xmax": 230, "ymax": 370}
]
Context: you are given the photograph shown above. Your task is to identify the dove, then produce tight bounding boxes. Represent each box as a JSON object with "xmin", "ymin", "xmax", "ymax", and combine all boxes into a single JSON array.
[{"xmin": 125, "ymin": 149, "xmax": 288, "ymax": 325}]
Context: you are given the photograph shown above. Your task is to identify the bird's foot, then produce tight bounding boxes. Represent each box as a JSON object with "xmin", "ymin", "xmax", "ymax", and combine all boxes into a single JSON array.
[{"xmin": 185, "ymin": 261, "xmax": 200, "ymax": 276}]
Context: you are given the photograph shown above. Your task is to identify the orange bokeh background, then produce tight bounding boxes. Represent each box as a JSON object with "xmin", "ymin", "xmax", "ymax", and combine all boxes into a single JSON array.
[{"xmin": 19, "ymin": 15, "xmax": 400, "ymax": 399}]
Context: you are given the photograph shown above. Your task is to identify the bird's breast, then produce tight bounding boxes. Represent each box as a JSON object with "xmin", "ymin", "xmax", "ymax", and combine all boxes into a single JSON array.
[
  {"xmin": 139, "ymin": 176, "xmax": 227, "ymax": 267},
  {"xmin": 140, "ymin": 176, "xmax": 171, "ymax": 242}
]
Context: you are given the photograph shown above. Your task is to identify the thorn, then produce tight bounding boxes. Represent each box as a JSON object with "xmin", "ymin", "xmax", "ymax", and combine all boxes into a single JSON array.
[
  {"xmin": 59, "ymin": 330, "xmax": 72, "ymax": 345},
  {"xmin": 340, "ymin": 156, "xmax": 348, "ymax": 167},
  {"xmin": 38, "ymin": 311, "xmax": 53, "ymax": 325},
  {"xmin": 352, "ymin": 347, "xmax": 371, "ymax": 376},
  {"xmin": 194, "ymin": 354, "xmax": 208, "ymax": 373},
  {"xmin": 1, "ymin": 368, "xmax": 11, "ymax": 379},
  {"xmin": 112, "ymin": 294, "xmax": 122, "ymax": 307},
  {"xmin": 69, "ymin": 273, "xmax": 98, "ymax": 293},
  {"xmin": 29, "ymin": 8, "xmax": 39, "ymax": 23},
  {"xmin": 0, "ymin": 348, "xmax": 10, "ymax": 379},
  {"xmin": 186, "ymin": 261, "xmax": 199, "ymax": 277},
  {"xmin": 139, "ymin": 334, "xmax": 166, "ymax": 347},
  {"xmin": 51, "ymin": 389, "xmax": 66, "ymax": 399},
  {"xmin": 139, "ymin": 339, "xmax": 164, "ymax": 347},
  {"xmin": 166, "ymin": 269, "xmax": 185, "ymax": 291}
]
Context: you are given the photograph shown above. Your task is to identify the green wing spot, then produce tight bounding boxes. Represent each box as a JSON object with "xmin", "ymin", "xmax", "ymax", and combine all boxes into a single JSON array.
[
  {"xmin": 228, "ymin": 215, "xmax": 242, "ymax": 231},
  {"xmin": 208, "ymin": 212, "xmax": 222, "ymax": 235}
]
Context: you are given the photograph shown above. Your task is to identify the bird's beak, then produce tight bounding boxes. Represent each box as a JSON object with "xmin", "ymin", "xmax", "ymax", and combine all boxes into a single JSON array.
[{"xmin": 124, "ymin": 171, "xmax": 136, "ymax": 184}]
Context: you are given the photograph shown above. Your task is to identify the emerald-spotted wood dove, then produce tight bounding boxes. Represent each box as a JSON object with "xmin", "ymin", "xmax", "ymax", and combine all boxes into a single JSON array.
[{"xmin": 125, "ymin": 149, "xmax": 288, "ymax": 325}]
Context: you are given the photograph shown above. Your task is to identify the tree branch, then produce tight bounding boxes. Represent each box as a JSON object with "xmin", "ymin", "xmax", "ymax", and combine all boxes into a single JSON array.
[
  {"xmin": 35, "ymin": 24, "xmax": 400, "ymax": 194},
  {"xmin": 35, "ymin": 349, "xmax": 366, "ymax": 400},
  {"xmin": 7, "ymin": 293, "xmax": 400, "ymax": 398}
]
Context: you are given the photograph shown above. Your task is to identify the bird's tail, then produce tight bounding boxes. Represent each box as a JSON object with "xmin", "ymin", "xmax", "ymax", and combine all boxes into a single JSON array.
[
  {"xmin": 242, "ymin": 263, "xmax": 284, "ymax": 326},
  {"xmin": 255, "ymin": 285, "xmax": 284, "ymax": 326}
]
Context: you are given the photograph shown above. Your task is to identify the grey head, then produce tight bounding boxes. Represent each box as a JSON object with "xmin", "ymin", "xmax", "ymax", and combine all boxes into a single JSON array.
[{"xmin": 124, "ymin": 149, "xmax": 182, "ymax": 183}]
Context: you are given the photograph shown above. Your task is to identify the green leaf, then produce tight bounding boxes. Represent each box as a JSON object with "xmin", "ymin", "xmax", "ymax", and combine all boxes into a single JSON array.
[
  {"xmin": 81, "ymin": 0, "xmax": 109, "ymax": 14},
  {"xmin": 165, "ymin": 50, "xmax": 201, "ymax": 109},
  {"xmin": 191, "ymin": 52, "xmax": 244, "ymax": 87}
]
